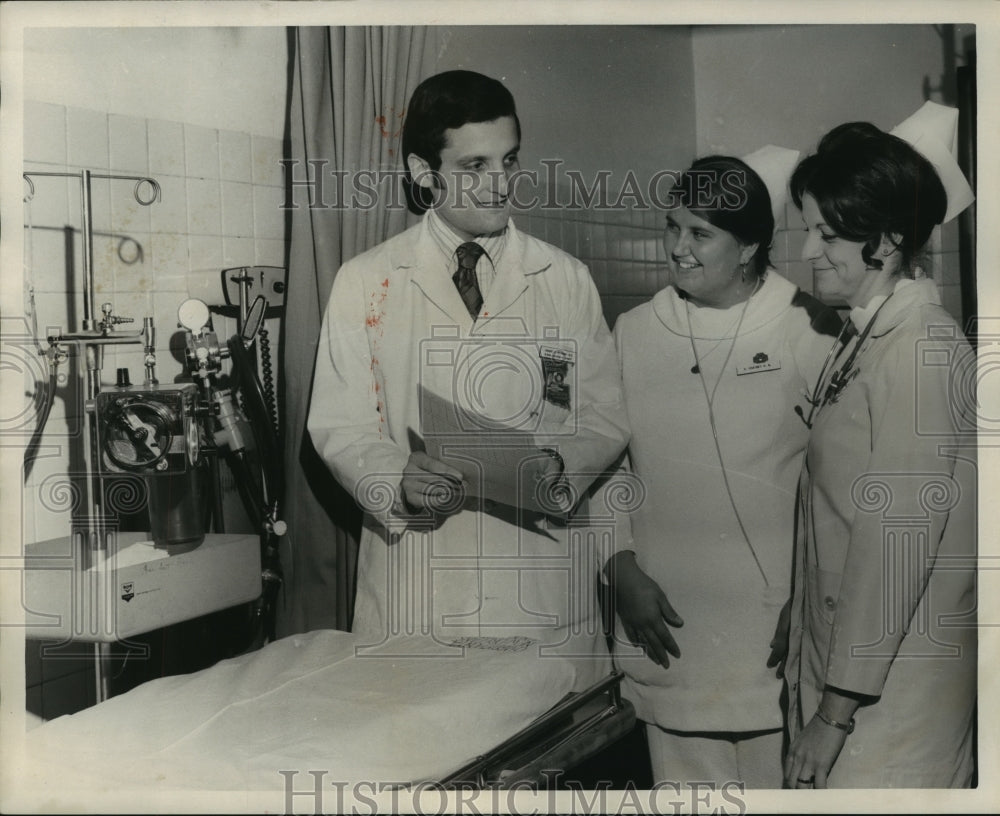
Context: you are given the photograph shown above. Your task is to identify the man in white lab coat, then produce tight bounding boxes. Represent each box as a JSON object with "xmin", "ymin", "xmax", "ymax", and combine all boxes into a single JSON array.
[{"xmin": 308, "ymin": 70, "xmax": 631, "ymax": 686}]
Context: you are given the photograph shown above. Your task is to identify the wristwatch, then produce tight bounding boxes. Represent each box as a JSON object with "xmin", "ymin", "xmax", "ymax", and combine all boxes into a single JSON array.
[{"xmin": 815, "ymin": 707, "xmax": 855, "ymax": 734}]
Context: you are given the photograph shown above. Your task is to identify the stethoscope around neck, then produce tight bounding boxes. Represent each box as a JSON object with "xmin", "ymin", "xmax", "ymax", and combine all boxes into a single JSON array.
[{"xmin": 795, "ymin": 293, "xmax": 894, "ymax": 429}]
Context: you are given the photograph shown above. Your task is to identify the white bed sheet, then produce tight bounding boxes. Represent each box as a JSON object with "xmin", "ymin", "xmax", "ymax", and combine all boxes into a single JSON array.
[{"xmin": 11, "ymin": 630, "xmax": 577, "ymax": 810}]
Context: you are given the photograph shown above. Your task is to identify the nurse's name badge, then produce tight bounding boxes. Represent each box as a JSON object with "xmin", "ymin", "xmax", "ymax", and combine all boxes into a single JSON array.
[
  {"xmin": 736, "ymin": 351, "xmax": 781, "ymax": 376},
  {"xmin": 540, "ymin": 345, "xmax": 575, "ymax": 409}
]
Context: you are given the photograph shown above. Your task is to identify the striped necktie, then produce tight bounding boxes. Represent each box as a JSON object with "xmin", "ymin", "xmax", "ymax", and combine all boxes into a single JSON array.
[{"xmin": 453, "ymin": 242, "xmax": 485, "ymax": 319}]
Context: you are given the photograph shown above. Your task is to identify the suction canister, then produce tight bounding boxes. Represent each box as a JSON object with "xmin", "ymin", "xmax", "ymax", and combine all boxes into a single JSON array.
[{"xmin": 94, "ymin": 373, "xmax": 207, "ymax": 549}]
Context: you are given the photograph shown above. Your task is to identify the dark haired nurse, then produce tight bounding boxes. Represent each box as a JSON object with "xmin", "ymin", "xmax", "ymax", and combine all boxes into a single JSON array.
[
  {"xmin": 608, "ymin": 152, "xmax": 841, "ymax": 787},
  {"xmin": 782, "ymin": 112, "xmax": 976, "ymax": 789}
]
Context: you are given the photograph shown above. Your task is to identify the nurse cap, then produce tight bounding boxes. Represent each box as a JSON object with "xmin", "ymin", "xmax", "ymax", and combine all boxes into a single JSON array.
[
  {"xmin": 741, "ymin": 144, "xmax": 801, "ymax": 227},
  {"xmin": 890, "ymin": 100, "xmax": 974, "ymax": 223}
]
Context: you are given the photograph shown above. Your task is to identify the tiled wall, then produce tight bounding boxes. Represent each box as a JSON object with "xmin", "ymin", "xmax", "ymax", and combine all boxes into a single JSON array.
[
  {"xmin": 21, "ymin": 100, "xmax": 288, "ymax": 547},
  {"xmin": 516, "ymin": 204, "xmax": 670, "ymax": 330},
  {"xmin": 21, "ymin": 101, "xmax": 288, "ymax": 720}
]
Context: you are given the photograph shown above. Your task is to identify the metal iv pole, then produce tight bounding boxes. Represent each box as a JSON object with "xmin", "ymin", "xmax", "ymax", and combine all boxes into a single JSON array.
[{"xmin": 23, "ymin": 168, "xmax": 161, "ymax": 701}]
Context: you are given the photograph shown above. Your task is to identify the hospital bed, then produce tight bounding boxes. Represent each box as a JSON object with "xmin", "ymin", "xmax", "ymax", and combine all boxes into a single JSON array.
[{"xmin": 12, "ymin": 630, "xmax": 634, "ymax": 812}]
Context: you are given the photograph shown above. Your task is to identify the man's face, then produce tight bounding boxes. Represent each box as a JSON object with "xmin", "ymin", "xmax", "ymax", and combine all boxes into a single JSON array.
[{"xmin": 409, "ymin": 116, "xmax": 520, "ymax": 240}]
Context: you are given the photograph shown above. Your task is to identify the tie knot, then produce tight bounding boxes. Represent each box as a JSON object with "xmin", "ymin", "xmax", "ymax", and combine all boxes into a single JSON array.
[{"xmin": 456, "ymin": 242, "xmax": 485, "ymax": 271}]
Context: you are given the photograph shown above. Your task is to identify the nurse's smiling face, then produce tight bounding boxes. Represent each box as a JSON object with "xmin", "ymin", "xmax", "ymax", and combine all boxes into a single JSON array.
[
  {"xmin": 800, "ymin": 193, "xmax": 897, "ymax": 309},
  {"xmin": 664, "ymin": 205, "xmax": 757, "ymax": 309}
]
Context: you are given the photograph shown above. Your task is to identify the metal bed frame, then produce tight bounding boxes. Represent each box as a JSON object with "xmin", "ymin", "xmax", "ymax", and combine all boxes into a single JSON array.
[{"xmin": 440, "ymin": 670, "xmax": 635, "ymax": 789}]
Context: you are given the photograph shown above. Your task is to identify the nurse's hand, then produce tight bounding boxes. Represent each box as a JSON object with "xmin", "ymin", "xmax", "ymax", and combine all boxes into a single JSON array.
[
  {"xmin": 783, "ymin": 689, "xmax": 860, "ymax": 788},
  {"xmin": 767, "ymin": 597, "xmax": 792, "ymax": 678},
  {"xmin": 401, "ymin": 452, "xmax": 466, "ymax": 515},
  {"xmin": 782, "ymin": 714, "xmax": 847, "ymax": 788},
  {"xmin": 606, "ymin": 551, "xmax": 683, "ymax": 668}
]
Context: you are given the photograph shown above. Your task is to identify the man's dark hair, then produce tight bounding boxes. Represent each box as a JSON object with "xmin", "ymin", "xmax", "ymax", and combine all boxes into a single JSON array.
[{"xmin": 401, "ymin": 70, "xmax": 520, "ymax": 213}]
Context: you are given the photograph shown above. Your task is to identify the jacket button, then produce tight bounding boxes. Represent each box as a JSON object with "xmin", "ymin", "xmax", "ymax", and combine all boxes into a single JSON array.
[{"xmin": 824, "ymin": 596, "xmax": 836, "ymax": 610}]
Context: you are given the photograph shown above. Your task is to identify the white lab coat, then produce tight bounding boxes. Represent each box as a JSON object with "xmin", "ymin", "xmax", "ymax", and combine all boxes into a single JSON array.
[{"xmin": 308, "ymin": 215, "xmax": 631, "ymax": 687}]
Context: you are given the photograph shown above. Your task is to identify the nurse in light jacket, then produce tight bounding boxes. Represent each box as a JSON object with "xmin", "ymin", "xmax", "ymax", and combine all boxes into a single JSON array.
[
  {"xmin": 609, "ymin": 154, "xmax": 842, "ymax": 788},
  {"xmin": 782, "ymin": 116, "xmax": 977, "ymax": 789}
]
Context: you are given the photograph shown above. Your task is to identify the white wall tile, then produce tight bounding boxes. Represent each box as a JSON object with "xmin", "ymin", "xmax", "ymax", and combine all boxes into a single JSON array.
[
  {"xmin": 111, "ymin": 232, "xmax": 153, "ymax": 294},
  {"xmin": 222, "ymin": 236, "xmax": 255, "ymax": 268},
  {"xmin": 939, "ymin": 219, "xmax": 961, "ymax": 254},
  {"xmin": 108, "ymin": 114, "xmax": 148, "ymax": 175},
  {"xmin": 149, "ymin": 176, "xmax": 188, "ymax": 235},
  {"xmin": 65, "ymin": 177, "xmax": 82, "ymax": 233},
  {"xmin": 32, "ymin": 290, "xmax": 74, "ymax": 338},
  {"xmin": 66, "ymin": 107, "xmax": 109, "ymax": 169},
  {"xmin": 251, "ymin": 134, "xmax": 284, "ymax": 187},
  {"xmin": 254, "ymin": 238, "xmax": 287, "ymax": 268},
  {"xmin": 89, "ymin": 234, "xmax": 117, "ymax": 299},
  {"xmin": 221, "ymin": 181, "xmax": 254, "ymax": 238},
  {"xmin": 110, "ymin": 186, "xmax": 152, "ymax": 236},
  {"xmin": 184, "ymin": 266, "xmax": 228, "ymax": 308},
  {"xmin": 150, "ymin": 233, "xmax": 190, "ymax": 292},
  {"xmin": 785, "ymin": 227, "xmax": 807, "ymax": 264},
  {"xmin": 188, "ymin": 234, "xmax": 224, "ymax": 274},
  {"xmin": 252, "ymin": 184, "xmax": 286, "ymax": 241},
  {"xmin": 147, "ymin": 118, "xmax": 185, "ymax": 176},
  {"xmin": 23, "ymin": 168, "xmax": 71, "ymax": 231},
  {"xmin": 184, "ymin": 123, "xmax": 220, "ymax": 179},
  {"xmin": 186, "ymin": 178, "xmax": 222, "ymax": 236},
  {"xmin": 782, "ymin": 260, "xmax": 814, "ymax": 295},
  {"xmin": 219, "ymin": 129, "xmax": 252, "ymax": 182},
  {"xmin": 24, "ymin": 102, "xmax": 67, "ymax": 165},
  {"xmin": 25, "ymin": 229, "xmax": 72, "ymax": 293},
  {"xmin": 935, "ymin": 251, "xmax": 962, "ymax": 286}
]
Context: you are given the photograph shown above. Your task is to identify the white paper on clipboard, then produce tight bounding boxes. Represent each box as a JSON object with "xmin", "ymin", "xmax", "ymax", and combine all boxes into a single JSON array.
[{"xmin": 419, "ymin": 385, "xmax": 552, "ymax": 513}]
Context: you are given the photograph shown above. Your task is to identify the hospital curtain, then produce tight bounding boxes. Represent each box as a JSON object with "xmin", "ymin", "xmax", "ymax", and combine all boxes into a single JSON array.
[{"xmin": 277, "ymin": 26, "xmax": 437, "ymax": 635}]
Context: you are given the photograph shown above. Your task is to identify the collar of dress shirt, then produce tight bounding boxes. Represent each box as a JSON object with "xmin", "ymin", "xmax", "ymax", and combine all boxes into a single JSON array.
[{"xmin": 425, "ymin": 208, "xmax": 507, "ymax": 295}]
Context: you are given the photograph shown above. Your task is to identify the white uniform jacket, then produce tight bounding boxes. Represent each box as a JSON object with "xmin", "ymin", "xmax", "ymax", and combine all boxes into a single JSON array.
[
  {"xmin": 308, "ymin": 215, "xmax": 631, "ymax": 685},
  {"xmin": 612, "ymin": 272, "xmax": 842, "ymax": 732},
  {"xmin": 785, "ymin": 278, "xmax": 977, "ymax": 787}
]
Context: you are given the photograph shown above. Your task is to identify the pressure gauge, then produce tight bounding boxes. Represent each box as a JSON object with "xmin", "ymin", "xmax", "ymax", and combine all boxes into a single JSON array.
[
  {"xmin": 102, "ymin": 397, "xmax": 173, "ymax": 472},
  {"xmin": 178, "ymin": 298, "xmax": 210, "ymax": 334}
]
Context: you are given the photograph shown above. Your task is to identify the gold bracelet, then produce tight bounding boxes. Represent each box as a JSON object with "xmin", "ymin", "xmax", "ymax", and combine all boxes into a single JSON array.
[{"xmin": 815, "ymin": 707, "xmax": 855, "ymax": 734}]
